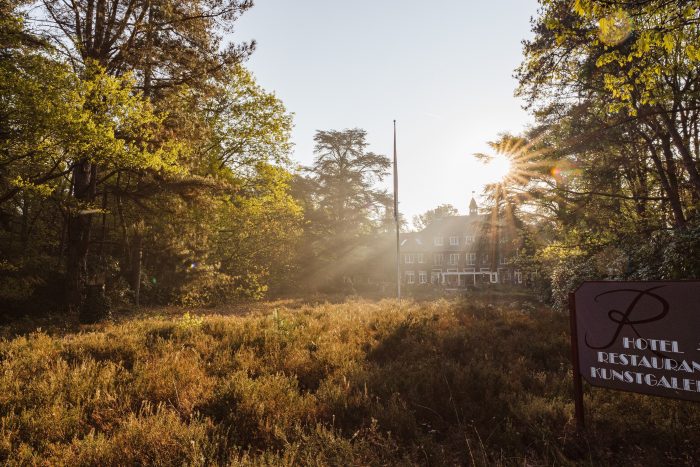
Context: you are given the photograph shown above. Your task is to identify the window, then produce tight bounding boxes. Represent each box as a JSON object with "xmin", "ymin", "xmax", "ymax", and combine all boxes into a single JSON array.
[
  {"xmin": 482, "ymin": 254, "xmax": 489, "ymax": 265},
  {"xmin": 448, "ymin": 253, "xmax": 459, "ymax": 265},
  {"xmin": 405, "ymin": 254, "xmax": 423, "ymax": 264},
  {"xmin": 434, "ymin": 254, "xmax": 444, "ymax": 265},
  {"xmin": 467, "ymin": 253, "xmax": 476, "ymax": 265},
  {"xmin": 434, "ymin": 236, "xmax": 443, "ymax": 246},
  {"xmin": 449, "ymin": 236, "xmax": 459, "ymax": 246},
  {"xmin": 431, "ymin": 271, "xmax": 441, "ymax": 284},
  {"xmin": 405, "ymin": 271, "xmax": 415, "ymax": 284},
  {"xmin": 465, "ymin": 235, "xmax": 475, "ymax": 243},
  {"xmin": 499, "ymin": 256, "xmax": 508, "ymax": 265},
  {"xmin": 419, "ymin": 271, "xmax": 427, "ymax": 284}
]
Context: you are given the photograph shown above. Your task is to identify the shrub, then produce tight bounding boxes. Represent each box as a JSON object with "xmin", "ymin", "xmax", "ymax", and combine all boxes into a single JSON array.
[{"xmin": 2, "ymin": 297, "xmax": 700, "ymax": 464}]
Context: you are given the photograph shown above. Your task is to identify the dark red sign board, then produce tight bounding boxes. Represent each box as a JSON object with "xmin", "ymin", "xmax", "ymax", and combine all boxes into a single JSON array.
[{"xmin": 572, "ymin": 281, "xmax": 700, "ymax": 402}]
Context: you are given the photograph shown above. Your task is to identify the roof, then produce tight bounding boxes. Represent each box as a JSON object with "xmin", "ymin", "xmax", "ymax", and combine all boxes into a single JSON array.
[{"xmin": 400, "ymin": 214, "xmax": 490, "ymax": 252}]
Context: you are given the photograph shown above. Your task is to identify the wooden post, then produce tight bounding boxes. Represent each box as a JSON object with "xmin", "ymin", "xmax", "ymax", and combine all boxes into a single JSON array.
[{"xmin": 568, "ymin": 291, "xmax": 585, "ymax": 432}]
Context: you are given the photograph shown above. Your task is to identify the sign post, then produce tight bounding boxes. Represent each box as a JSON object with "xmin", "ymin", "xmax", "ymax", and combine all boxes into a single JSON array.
[
  {"xmin": 568, "ymin": 292, "xmax": 585, "ymax": 431},
  {"xmin": 570, "ymin": 281, "xmax": 700, "ymax": 429}
]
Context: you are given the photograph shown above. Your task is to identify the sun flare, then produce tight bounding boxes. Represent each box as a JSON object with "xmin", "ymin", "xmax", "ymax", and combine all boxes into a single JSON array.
[{"xmin": 486, "ymin": 153, "xmax": 513, "ymax": 183}]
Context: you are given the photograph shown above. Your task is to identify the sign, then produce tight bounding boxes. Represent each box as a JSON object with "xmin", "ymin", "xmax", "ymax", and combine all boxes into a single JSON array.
[{"xmin": 572, "ymin": 281, "xmax": 700, "ymax": 402}]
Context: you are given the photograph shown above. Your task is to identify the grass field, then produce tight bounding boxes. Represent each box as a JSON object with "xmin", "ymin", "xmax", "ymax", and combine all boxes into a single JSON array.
[{"xmin": 1, "ymin": 295, "xmax": 699, "ymax": 465}]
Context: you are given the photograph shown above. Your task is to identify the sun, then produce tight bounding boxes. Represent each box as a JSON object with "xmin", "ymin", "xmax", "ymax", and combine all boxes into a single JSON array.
[{"xmin": 486, "ymin": 153, "xmax": 513, "ymax": 183}]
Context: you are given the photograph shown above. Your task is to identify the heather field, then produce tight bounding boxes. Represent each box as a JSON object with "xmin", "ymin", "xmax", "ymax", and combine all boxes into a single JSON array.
[{"xmin": 1, "ymin": 296, "xmax": 699, "ymax": 465}]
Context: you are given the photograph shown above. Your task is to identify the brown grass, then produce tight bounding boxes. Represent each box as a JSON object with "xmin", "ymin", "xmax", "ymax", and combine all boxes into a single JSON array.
[{"xmin": 1, "ymin": 296, "xmax": 699, "ymax": 465}]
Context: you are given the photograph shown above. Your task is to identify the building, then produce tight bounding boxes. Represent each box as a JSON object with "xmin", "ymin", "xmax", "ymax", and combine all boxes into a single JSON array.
[{"xmin": 400, "ymin": 197, "xmax": 522, "ymax": 289}]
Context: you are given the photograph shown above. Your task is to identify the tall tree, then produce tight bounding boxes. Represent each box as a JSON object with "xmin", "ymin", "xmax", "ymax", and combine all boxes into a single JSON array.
[
  {"xmin": 412, "ymin": 204, "xmax": 459, "ymax": 230},
  {"xmin": 36, "ymin": 0, "xmax": 253, "ymax": 86},
  {"xmin": 516, "ymin": 0, "xmax": 700, "ymax": 223},
  {"xmin": 308, "ymin": 129, "xmax": 391, "ymax": 237},
  {"xmin": 297, "ymin": 129, "xmax": 391, "ymax": 290},
  {"xmin": 28, "ymin": 0, "xmax": 254, "ymax": 315},
  {"xmin": 495, "ymin": 0, "xmax": 700, "ymax": 307}
]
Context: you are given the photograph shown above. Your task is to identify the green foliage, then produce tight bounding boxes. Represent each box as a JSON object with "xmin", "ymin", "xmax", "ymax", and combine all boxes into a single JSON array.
[
  {"xmin": 549, "ymin": 254, "xmax": 598, "ymax": 312},
  {"xmin": 175, "ymin": 268, "xmax": 255, "ymax": 307},
  {"xmin": 2, "ymin": 298, "xmax": 700, "ymax": 464},
  {"xmin": 488, "ymin": 1, "xmax": 700, "ymax": 303},
  {"xmin": 0, "ymin": 3, "xmax": 300, "ymax": 313},
  {"xmin": 207, "ymin": 65, "xmax": 294, "ymax": 173},
  {"xmin": 658, "ymin": 221, "xmax": 700, "ymax": 279},
  {"xmin": 293, "ymin": 129, "xmax": 393, "ymax": 291},
  {"xmin": 412, "ymin": 203, "xmax": 459, "ymax": 230},
  {"xmin": 176, "ymin": 312, "xmax": 205, "ymax": 332},
  {"xmin": 0, "ymin": 57, "xmax": 182, "ymax": 203},
  {"xmin": 305, "ymin": 128, "xmax": 391, "ymax": 238}
]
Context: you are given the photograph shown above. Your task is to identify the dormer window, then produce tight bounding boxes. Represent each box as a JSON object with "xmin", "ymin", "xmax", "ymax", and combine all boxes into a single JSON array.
[
  {"xmin": 449, "ymin": 236, "xmax": 459, "ymax": 246},
  {"xmin": 434, "ymin": 237, "xmax": 443, "ymax": 246}
]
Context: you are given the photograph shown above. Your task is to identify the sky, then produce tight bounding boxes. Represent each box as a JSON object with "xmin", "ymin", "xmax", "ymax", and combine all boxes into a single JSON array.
[{"xmin": 233, "ymin": 0, "xmax": 540, "ymax": 224}]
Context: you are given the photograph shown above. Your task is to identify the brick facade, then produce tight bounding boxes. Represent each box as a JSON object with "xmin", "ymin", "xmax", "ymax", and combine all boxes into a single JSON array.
[{"xmin": 400, "ymin": 198, "xmax": 522, "ymax": 288}]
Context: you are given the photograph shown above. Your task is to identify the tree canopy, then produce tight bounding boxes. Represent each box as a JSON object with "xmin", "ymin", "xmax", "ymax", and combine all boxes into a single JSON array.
[
  {"xmin": 484, "ymin": 0, "xmax": 700, "ymax": 308},
  {"xmin": 0, "ymin": 1, "xmax": 301, "ymax": 319},
  {"xmin": 412, "ymin": 204, "xmax": 459, "ymax": 231}
]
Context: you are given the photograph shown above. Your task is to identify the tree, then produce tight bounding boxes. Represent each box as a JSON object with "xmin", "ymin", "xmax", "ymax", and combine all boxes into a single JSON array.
[
  {"xmin": 412, "ymin": 204, "xmax": 459, "ymax": 230},
  {"xmin": 498, "ymin": 0, "xmax": 700, "ymax": 307},
  {"xmin": 134, "ymin": 162, "xmax": 302, "ymax": 306},
  {"xmin": 307, "ymin": 129, "xmax": 391, "ymax": 238},
  {"xmin": 92, "ymin": 64, "xmax": 297, "ymax": 307},
  {"xmin": 214, "ymin": 163, "xmax": 303, "ymax": 297},
  {"xmin": 516, "ymin": 0, "xmax": 700, "ymax": 223},
  {"xmin": 1, "ymin": 0, "xmax": 302, "ymax": 317},
  {"xmin": 0, "ymin": 15, "xmax": 182, "ymax": 317},
  {"xmin": 26, "ymin": 0, "xmax": 255, "ymax": 315},
  {"xmin": 295, "ymin": 129, "xmax": 391, "ymax": 290},
  {"xmin": 35, "ymin": 0, "xmax": 253, "ymax": 90}
]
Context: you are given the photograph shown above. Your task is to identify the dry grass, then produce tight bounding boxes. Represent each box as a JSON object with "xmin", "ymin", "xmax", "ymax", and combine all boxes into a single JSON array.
[{"xmin": 1, "ymin": 296, "xmax": 699, "ymax": 465}]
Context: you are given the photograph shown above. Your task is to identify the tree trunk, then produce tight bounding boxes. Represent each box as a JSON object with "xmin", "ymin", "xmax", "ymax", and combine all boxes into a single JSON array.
[
  {"xmin": 658, "ymin": 135, "xmax": 687, "ymax": 228},
  {"xmin": 66, "ymin": 159, "xmax": 96, "ymax": 314},
  {"xmin": 641, "ymin": 133, "xmax": 686, "ymax": 228},
  {"xmin": 659, "ymin": 111, "xmax": 700, "ymax": 198},
  {"xmin": 641, "ymin": 122, "xmax": 687, "ymax": 228},
  {"xmin": 130, "ymin": 231, "xmax": 142, "ymax": 306}
]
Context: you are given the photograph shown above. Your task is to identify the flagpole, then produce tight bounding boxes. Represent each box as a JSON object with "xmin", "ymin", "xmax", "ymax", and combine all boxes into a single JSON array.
[{"xmin": 393, "ymin": 120, "xmax": 401, "ymax": 301}]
